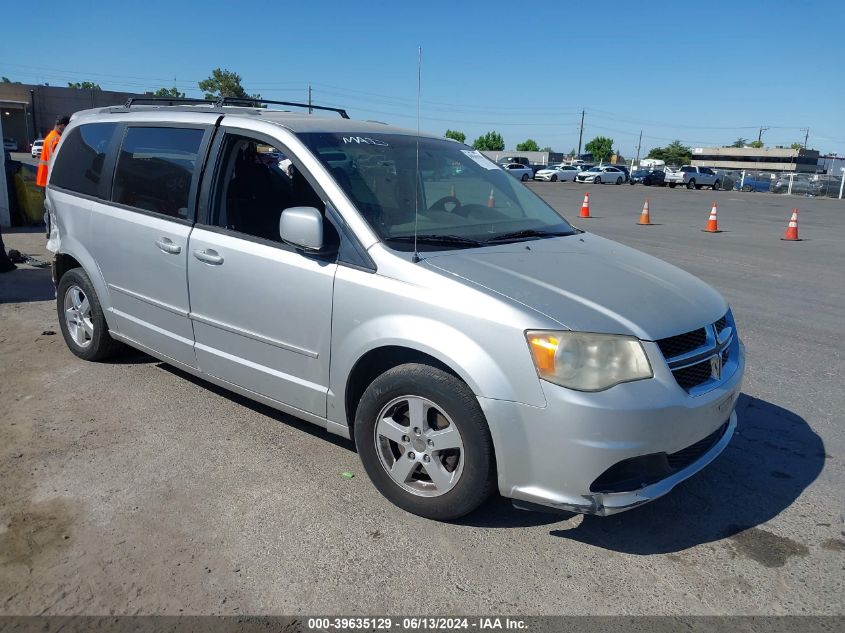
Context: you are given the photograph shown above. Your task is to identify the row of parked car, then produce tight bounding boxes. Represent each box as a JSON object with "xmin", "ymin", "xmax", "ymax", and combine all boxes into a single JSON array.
[{"xmin": 503, "ymin": 162, "xmax": 632, "ymax": 185}]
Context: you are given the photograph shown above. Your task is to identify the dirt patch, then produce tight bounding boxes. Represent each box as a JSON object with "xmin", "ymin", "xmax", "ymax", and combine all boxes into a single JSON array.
[
  {"xmin": 0, "ymin": 498, "xmax": 77, "ymax": 570},
  {"xmin": 821, "ymin": 538, "xmax": 845, "ymax": 552}
]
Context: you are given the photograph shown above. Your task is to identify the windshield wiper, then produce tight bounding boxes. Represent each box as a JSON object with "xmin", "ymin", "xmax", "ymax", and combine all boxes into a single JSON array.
[
  {"xmin": 386, "ymin": 234, "xmax": 485, "ymax": 247},
  {"xmin": 485, "ymin": 229, "xmax": 574, "ymax": 243}
]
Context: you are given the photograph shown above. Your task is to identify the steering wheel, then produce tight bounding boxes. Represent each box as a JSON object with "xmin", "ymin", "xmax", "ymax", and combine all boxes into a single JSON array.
[{"xmin": 428, "ymin": 195, "xmax": 462, "ymax": 213}]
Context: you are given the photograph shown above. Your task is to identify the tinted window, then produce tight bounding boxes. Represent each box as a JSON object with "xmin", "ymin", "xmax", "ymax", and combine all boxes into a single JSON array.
[
  {"xmin": 210, "ymin": 134, "xmax": 324, "ymax": 243},
  {"xmin": 50, "ymin": 123, "xmax": 117, "ymax": 197},
  {"xmin": 112, "ymin": 127, "xmax": 204, "ymax": 218},
  {"xmin": 681, "ymin": 166, "xmax": 695, "ymax": 173}
]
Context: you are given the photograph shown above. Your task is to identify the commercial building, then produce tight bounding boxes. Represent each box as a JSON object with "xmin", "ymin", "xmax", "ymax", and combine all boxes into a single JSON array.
[
  {"xmin": 690, "ymin": 146, "xmax": 820, "ymax": 173},
  {"xmin": 0, "ymin": 83, "xmax": 146, "ymax": 150}
]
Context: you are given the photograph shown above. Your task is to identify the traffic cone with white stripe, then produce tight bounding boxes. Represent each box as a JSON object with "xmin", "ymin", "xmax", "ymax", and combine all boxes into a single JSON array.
[
  {"xmin": 579, "ymin": 192, "xmax": 591, "ymax": 218},
  {"xmin": 487, "ymin": 188, "xmax": 496, "ymax": 208},
  {"xmin": 781, "ymin": 209, "xmax": 801, "ymax": 241},
  {"xmin": 637, "ymin": 199, "xmax": 652, "ymax": 225},
  {"xmin": 702, "ymin": 202, "xmax": 721, "ymax": 233}
]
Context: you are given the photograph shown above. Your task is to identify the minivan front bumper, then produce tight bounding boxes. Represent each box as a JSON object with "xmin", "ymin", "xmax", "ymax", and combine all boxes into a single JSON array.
[{"xmin": 478, "ymin": 340, "xmax": 744, "ymax": 515}]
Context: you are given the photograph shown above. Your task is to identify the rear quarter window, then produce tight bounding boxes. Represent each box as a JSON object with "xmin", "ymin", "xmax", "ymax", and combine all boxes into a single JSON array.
[{"xmin": 50, "ymin": 123, "xmax": 118, "ymax": 197}]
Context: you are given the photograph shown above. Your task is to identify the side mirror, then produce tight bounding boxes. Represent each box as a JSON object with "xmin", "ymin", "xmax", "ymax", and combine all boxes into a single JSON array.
[{"xmin": 279, "ymin": 206, "xmax": 324, "ymax": 252}]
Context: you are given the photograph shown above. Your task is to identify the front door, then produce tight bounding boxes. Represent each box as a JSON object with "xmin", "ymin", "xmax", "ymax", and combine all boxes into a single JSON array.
[{"xmin": 187, "ymin": 128, "xmax": 336, "ymax": 416}]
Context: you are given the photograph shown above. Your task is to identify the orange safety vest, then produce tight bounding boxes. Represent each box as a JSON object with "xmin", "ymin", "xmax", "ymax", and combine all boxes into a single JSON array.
[{"xmin": 36, "ymin": 129, "xmax": 62, "ymax": 187}]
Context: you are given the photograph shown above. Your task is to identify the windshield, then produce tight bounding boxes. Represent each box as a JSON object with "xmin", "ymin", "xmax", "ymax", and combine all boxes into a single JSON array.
[
  {"xmin": 587, "ymin": 167, "xmax": 602, "ymax": 172},
  {"xmin": 298, "ymin": 132, "xmax": 576, "ymax": 250}
]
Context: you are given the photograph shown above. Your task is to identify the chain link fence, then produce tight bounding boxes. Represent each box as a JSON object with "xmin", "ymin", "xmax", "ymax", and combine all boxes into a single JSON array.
[{"xmin": 712, "ymin": 169, "xmax": 845, "ymax": 199}]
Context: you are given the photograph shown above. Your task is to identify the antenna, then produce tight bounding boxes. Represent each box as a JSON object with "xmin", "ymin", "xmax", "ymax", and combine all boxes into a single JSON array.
[{"xmin": 412, "ymin": 46, "xmax": 422, "ymax": 263}]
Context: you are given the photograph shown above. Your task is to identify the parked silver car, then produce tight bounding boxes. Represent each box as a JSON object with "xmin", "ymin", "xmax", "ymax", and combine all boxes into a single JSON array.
[{"xmin": 45, "ymin": 101, "xmax": 744, "ymax": 521}]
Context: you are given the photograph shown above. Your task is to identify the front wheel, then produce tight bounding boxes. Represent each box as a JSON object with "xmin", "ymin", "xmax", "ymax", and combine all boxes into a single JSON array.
[
  {"xmin": 521, "ymin": 174, "xmax": 529, "ymax": 181},
  {"xmin": 550, "ymin": 174, "xmax": 558, "ymax": 182},
  {"xmin": 669, "ymin": 182, "xmax": 676, "ymax": 188},
  {"xmin": 595, "ymin": 177, "xmax": 601, "ymax": 184},
  {"xmin": 354, "ymin": 363, "xmax": 496, "ymax": 521},
  {"xmin": 687, "ymin": 179, "xmax": 696, "ymax": 189}
]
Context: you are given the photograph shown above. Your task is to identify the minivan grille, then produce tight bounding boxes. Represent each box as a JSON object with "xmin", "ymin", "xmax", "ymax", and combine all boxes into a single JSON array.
[
  {"xmin": 656, "ymin": 328, "xmax": 706, "ymax": 358},
  {"xmin": 657, "ymin": 312, "xmax": 733, "ymax": 394}
]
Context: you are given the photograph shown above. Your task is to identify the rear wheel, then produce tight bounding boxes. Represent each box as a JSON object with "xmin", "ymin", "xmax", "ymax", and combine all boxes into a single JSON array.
[
  {"xmin": 669, "ymin": 183, "xmax": 676, "ymax": 188},
  {"xmin": 521, "ymin": 174, "xmax": 529, "ymax": 181},
  {"xmin": 713, "ymin": 180, "xmax": 721, "ymax": 191},
  {"xmin": 742, "ymin": 184, "xmax": 753, "ymax": 192},
  {"xmin": 616, "ymin": 177, "xmax": 623, "ymax": 185},
  {"xmin": 354, "ymin": 363, "xmax": 496, "ymax": 521},
  {"xmin": 687, "ymin": 179, "xmax": 696, "ymax": 189},
  {"xmin": 57, "ymin": 268, "xmax": 124, "ymax": 361}
]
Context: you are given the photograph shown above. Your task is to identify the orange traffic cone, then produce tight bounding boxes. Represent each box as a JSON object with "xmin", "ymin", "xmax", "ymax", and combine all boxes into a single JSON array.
[
  {"xmin": 702, "ymin": 202, "xmax": 721, "ymax": 233},
  {"xmin": 487, "ymin": 188, "xmax": 496, "ymax": 208},
  {"xmin": 637, "ymin": 199, "xmax": 652, "ymax": 225},
  {"xmin": 781, "ymin": 209, "xmax": 801, "ymax": 241},
  {"xmin": 579, "ymin": 192, "xmax": 591, "ymax": 218}
]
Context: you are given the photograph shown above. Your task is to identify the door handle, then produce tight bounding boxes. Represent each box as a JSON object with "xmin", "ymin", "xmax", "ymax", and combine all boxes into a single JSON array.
[
  {"xmin": 155, "ymin": 238, "xmax": 182, "ymax": 255},
  {"xmin": 193, "ymin": 249, "xmax": 224, "ymax": 265}
]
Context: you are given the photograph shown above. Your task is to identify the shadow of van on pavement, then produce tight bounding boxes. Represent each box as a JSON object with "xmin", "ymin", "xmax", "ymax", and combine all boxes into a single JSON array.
[
  {"xmin": 0, "ymin": 266, "xmax": 55, "ymax": 303},
  {"xmin": 549, "ymin": 394, "xmax": 825, "ymax": 554}
]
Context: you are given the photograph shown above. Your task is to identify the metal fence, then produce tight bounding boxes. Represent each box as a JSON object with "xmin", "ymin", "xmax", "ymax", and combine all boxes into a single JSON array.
[{"xmin": 716, "ymin": 169, "xmax": 845, "ymax": 199}]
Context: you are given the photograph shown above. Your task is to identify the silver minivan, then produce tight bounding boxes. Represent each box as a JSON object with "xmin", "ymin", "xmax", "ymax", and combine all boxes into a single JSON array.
[{"xmin": 46, "ymin": 100, "xmax": 744, "ymax": 520}]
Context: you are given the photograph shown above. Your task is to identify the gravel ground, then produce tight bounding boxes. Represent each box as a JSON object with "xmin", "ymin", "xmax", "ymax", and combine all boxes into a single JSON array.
[{"xmin": 0, "ymin": 185, "xmax": 843, "ymax": 616}]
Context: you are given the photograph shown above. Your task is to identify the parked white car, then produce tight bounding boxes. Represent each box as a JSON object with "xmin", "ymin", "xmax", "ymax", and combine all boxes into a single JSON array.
[
  {"xmin": 31, "ymin": 139, "xmax": 44, "ymax": 158},
  {"xmin": 3, "ymin": 137, "xmax": 18, "ymax": 151},
  {"xmin": 502, "ymin": 162, "xmax": 533, "ymax": 181},
  {"xmin": 534, "ymin": 164, "xmax": 579, "ymax": 182},
  {"xmin": 576, "ymin": 165, "xmax": 626, "ymax": 184}
]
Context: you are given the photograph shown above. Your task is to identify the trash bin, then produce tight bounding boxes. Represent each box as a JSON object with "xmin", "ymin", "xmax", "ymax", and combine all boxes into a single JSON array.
[{"xmin": 13, "ymin": 164, "xmax": 45, "ymax": 225}]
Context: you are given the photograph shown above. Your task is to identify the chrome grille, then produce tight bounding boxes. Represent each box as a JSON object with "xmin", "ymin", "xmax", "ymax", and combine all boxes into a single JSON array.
[{"xmin": 657, "ymin": 312, "xmax": 734, "ymax": 394}]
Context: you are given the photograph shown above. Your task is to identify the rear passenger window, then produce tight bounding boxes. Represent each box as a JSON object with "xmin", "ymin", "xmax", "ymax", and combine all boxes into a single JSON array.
[
  {"xmin": 112, "ymin": 127, "xmax": 204, "ymax": 219},
  {"xmin": 50, "ymin": 123, "xmax": 117, "ymax": 197}
]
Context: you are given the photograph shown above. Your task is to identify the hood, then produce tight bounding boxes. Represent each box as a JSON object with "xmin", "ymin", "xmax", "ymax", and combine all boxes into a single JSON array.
[{"xmin": 422, "ymin": 234, "xmax": 726, "ymax": 340}]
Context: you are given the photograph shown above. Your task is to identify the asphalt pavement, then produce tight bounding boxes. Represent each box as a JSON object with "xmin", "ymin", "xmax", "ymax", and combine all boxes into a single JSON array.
[{"xmin": 0, "ymin": 184, "xmax": 843, "ymax": 615}]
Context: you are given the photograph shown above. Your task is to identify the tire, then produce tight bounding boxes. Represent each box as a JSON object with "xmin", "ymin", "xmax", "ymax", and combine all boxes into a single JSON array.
[
  {"xmin": 742, "ymin": 184, "xmax": 753, "ymax": 192},
  {"xmin": 521, "ymin": 174, "xmax": 529, "ymax": 181},
  {"xmin": 669, "ymin": 183, "xmax": 676, "ymax": 188},
  {"xmin": 616, "ymin": 177, "xmax": 623, "ymax": 185},
  {"xmin": 687, "ymin": 179, "xmax": 696, "ymax": 189},
  {"xmin": 713, "ymin": 180, "xmax": 721, "ymax": 191},
  {"xmin": 595, "ymin": 177, "xmax": 601, "ymax": 184},
  {"xmin": 56, "ymin": 267, "xmax": 124, "ymax": 361},
  {"xmin": 354, "ymin": 363, "xmax": 496, "ymax": 521},
  {"xmin": 550, "ymin": 174, "xmax": 558, "ymax": 182}
]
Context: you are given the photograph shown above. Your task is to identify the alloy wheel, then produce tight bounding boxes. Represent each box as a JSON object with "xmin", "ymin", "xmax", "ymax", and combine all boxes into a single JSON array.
[{"xmin": 63, "ymin": 285, "xmax": 94, "ymax": 348}]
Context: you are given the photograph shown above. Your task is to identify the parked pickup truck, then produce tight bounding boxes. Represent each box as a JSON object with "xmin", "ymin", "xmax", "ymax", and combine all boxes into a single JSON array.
[{"xmin": 665, "ymin": 166, "xmax": 721, "ymax": 190}]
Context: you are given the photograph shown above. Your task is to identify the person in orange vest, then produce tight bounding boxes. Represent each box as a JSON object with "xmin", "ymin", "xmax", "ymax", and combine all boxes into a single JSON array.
[{"xmin": 35, "ymin": 115, "xmax": 69, "ymax": 188}]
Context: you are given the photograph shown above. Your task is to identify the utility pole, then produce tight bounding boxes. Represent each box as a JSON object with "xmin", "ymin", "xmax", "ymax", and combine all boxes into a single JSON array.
[
  {"xmin": 308, "ymin": 84, "xmax": 312, "ymax": 114},
  {"xmin": 577, "ymin": 109, "xmax": 585, "ymax": 157},
  {"xmin": 801, "ymin": 127, "xmax": 809, "ymax": 149},
  {"xmin": 635, "ymin": 129, "xmax": 643, "ymax": 166},
  {"xmin": 757, "ymin": 126, "xmax": 769, "ymax": 143}
]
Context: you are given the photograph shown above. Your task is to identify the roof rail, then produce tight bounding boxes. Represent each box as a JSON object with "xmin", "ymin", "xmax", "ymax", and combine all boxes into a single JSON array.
[
  {"xmin": 216, "ymin": 97, "xmax": 350, "ymax": 119},
  {"xmin": 124, "ymin": 96, "xmax": 214, "ymax": 108},
  {"xmin": 122, "ymin": 95, "xmax": 350, "ymax": 119}
]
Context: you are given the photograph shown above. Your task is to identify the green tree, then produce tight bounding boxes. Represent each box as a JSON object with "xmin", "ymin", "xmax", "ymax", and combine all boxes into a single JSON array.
[
  {"xmin": 748, "ymin": 139, "xmax": 764, "ymax": 148},
  {"xmin": 198, "ymin": 68, "xmax": 260, "ymax": 101},
  {"xmin": 584, "ymin": 136, "xmax": 614, "ymax": 163},
  {"xmin": 472, "ymin": 131, "xmax": 505, "ymax": 151},
  {"xmin": 67, "ymin": 81, "xmax": 102, "ymax": 90},
  {"xmin": 444, "ymin": 129, "xmax": 466, "ymax": 144},
  {"xmin": 730, "ymin": 138, "xmax": 748, "ymax": 148},
  {"xmin": 647, "ymin": 140, "xmax": 693, "ymax": 166},
  {"xmin": 540, "ymin": 146, "xmax": 553, "ymax": 153},
  {"xmin": 1, "ymin": 77, "xmax": 10, "ymax": 83},
  {"xmin": 516, "ymin": 138, "xmax": 539, "ymax": 152},
  {"xmin": 154, "ymin": 86, "xmax": 186, "ymax": 99},
  {"xmin": 790, "ymin": 142, "xmax": 804, "ymax": 150}
]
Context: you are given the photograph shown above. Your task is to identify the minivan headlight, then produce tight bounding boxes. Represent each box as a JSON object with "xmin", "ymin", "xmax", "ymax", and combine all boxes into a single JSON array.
[{"xmin": 526, "ymin": 331, "xmax": 653, "ymax": 392}]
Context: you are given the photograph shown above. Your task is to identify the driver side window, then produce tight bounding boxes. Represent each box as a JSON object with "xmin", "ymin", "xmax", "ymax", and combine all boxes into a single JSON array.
[{"xmin": 210, "ymin": 133, "xmax": 325, "ymax": 243}]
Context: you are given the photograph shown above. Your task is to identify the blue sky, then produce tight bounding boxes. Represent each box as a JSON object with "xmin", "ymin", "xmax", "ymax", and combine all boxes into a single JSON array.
[{"xmin": 2, "ymin": 0, "xmax": 844, "ymax": 157}]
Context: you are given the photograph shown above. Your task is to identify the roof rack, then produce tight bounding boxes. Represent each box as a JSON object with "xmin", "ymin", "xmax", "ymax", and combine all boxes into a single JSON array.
[
  {"xmin": 122, "ymin": 95, "xmax": 349, "ymax": 119},
  {"xmin": 218, "ymin": 97, "xmax": 349, "ymax": 119}
]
